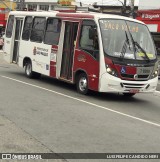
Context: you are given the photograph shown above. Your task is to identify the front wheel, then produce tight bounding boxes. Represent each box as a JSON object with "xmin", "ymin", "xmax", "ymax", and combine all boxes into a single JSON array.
[
  {"xmin": 123, "ymin": 93, "xmax": 136, "ymax": 97},
  {"xmin": 76, "ymin": 73, "xmax": 88, "ymax": 95}
]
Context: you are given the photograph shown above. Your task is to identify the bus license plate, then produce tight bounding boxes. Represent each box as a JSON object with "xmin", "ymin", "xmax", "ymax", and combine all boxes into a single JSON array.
[
  {"xmin": 137, "ymin": 67, "xmax": 152, "ymax": 75},
  {"xmin": 129, "ymin": 89, "xmax": 139, "ymax": 93}
]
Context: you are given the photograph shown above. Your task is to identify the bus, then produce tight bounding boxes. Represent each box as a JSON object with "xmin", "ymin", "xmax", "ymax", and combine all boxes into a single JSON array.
[{"xmin": 3, "ymin": 10, "xmax": 159, "ymax": 96}]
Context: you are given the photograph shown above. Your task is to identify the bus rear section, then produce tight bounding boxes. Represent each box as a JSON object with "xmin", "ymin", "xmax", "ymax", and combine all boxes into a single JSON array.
[
  {"xmin": 3, "ymin": 11, "xmax": 158, "ymax": 96},
  {"xmin": 3, "ymin": 12, "xmax": 59, "ymax": 78}
]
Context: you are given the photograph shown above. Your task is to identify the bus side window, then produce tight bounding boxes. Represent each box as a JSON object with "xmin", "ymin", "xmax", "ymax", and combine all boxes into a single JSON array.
[
  {"xmin": 79, "ymin": 20, "xmax": 99, "ymax": 60},
  {"xmin": 22, "ymin": 16, "xmax": 33, "ymax": 41},
  {"xmin": 44, "ymin": 18, "xmax": 61, "ymax": 45},
  {"xmin": 6, "ymin": 15, "xmax": 14, "ymax": 38},
  {"xmin": 30, "ymin": 17, "xmax": 46, "ymax": 43}
]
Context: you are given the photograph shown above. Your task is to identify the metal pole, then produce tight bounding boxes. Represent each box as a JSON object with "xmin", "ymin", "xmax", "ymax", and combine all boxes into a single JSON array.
[
  {"xmin": 121, "ymin": 0, "xmax": 127, "ymax": 16},
  {"xmin": 124, "ymin": 0, "xmax": 127, "ymax": 7},
  {"xmin": 130, "ymin": 0, "xmax": 135, "ymax": 18}
]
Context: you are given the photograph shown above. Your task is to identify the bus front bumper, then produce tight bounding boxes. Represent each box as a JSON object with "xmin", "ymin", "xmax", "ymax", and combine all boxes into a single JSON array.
[{"xmin": 99, "ymin": 73, "xmax": 158, "ymax": 93}]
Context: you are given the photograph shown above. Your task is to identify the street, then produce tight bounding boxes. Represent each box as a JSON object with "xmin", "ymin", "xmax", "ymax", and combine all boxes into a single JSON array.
[{"xmin": 0, "ymin": 52, "xmax": 160, "ymax": 162}]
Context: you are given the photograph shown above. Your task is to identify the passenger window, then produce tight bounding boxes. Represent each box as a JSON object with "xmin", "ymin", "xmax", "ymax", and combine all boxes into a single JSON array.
[
  {"xmin": 6, "ymin": 15, "xmax": 14, "ymax": 38},
  {"xmin": 80, "ymin": 20, "xmax": 99, "ymax": 60},
  {"xmin": 30, "ymin": 17, "xmax": 46, "ymax": 43},
  {"xmin": 44, "ymin": 18, "xmax": 61, "ymax": 45},
  {"xmin": 22, "ymin": 16, "xmax": 33, "ymax": 40}
]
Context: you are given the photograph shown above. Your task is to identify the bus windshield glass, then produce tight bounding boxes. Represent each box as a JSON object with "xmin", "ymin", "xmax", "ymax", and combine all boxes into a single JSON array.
[{"xmin": 99, "ymin": 19, "xmax": 156, "ymax": 60}]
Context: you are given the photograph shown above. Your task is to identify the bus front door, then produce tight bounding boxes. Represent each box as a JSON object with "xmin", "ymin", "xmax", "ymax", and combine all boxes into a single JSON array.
[
  {"xmin": 60, "ymin": 22, "xmax": 78, "ymax": 80},
  {"xmin": 12, "ymin": 18, "xmax": 23, "ymax": 63}
]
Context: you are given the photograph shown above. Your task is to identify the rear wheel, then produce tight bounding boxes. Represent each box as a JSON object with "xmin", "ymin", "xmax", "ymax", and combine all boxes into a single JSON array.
[
  {"xmin": 25, "ymin": 61, "xmax": 33, "ymax": 78},
  {"xmin": 123, "ymin": 93, "xmax": 136, "ymax": 97},
  {"xmin": 76, "ymin": 73, "xmax": 88, "ymax": 95},
  {"xmin": 25, "ymin": 61, "xmax": 41, "ymax": 79}
]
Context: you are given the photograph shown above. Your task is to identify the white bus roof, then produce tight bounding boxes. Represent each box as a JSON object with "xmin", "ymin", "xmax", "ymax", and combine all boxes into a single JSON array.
[{"xmin": 9, "ymin": 11, "xmax": 144, "ymax": 25}]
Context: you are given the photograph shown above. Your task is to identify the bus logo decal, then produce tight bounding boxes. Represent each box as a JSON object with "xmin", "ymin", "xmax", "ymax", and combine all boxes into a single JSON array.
[
  {"xmin": 121, "ymin": 67, "xmax": 126, "ymax": 74},
  {"xmin": 77, "ymin": 54, "xmax": 86, "ymax": 62}
]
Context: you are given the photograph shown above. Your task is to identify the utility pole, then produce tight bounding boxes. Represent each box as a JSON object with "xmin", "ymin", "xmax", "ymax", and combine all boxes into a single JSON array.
[
  {"xmin": 121, "ymin": 0, "xmax": 127, "ymax": 16},
  {"xmin": 130, "ymin": 0, "xmax": 135, "ymax": 18},
  {"xmin": 124, "ymin": 0, "xmax": 127, "ymax": 7}
]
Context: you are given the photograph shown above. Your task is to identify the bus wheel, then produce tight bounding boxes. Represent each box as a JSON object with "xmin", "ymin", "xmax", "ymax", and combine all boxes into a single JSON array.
[
  {"xmin": 123, "ymin": 93, "xmax": 136, "ymax": 97},
  {"xmin": 25, "ymin": 61, "xmax": 41, "ymax": 79},
  {"xmin": 25, "ymin": 61, "xmax": 33, "ymax": 78},
  {"xmin": 76, "ymin": 73, "xmax": 88, "ymax": 95}
]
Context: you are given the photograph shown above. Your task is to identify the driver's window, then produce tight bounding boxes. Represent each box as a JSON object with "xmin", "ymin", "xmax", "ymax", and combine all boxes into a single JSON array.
[
  {"xmin": 79, "ymin": 20, "xmax": 99, "ymax": 60},
  {"xmin": 80, "ymin": 25, "xmax": 94, "ymax": 49}
]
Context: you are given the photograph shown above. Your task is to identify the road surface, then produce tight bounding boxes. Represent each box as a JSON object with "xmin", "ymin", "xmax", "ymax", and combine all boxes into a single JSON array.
[{"xmin": 0, "ymin": 53, "xmax": 160, "ymax": 162}]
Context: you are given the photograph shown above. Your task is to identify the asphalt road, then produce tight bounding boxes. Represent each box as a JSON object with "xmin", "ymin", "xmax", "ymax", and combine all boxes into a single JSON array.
[{"xmin": 0, "ymin": 53, "xmax": 160, "ymax": 162}]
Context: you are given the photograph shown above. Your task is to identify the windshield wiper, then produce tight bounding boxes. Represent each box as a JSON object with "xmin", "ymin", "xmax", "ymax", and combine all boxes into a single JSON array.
[
  {"xmin": 125, "ymin": 22, "xmax": 150, "ymax": 62},
  {"xmin": 120, "ymin": 31, "xmax": 131, "ymax": 60},
  {"xmin": 134, "ymin": 41, "xmax": 150, "ymax": 61}
]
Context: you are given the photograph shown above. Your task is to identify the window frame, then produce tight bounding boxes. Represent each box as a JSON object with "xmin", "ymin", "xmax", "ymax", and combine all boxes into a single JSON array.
[
  {"xmin": 30, "ymin": 17, "xmax": 46, "ymax": 43},
  {"xmin": 22, "ymin": 16, "xmax": 33, "ymax": 41},
  {"xmin": 44, "ymin": 18, "xmax": 61, "ymax": 45},
  {"xmin": 79, "ymin": 20, "xmax": 99, "ymax": 60},
  {"xmin": 39, "ymin": 5, "xmax": 49, "ymax": 11},
  {"xmin": 6, "ymin": 15, "xmax": 14, "ymax": 38},
  {"xmin": 28, "ymin": 4, "xmax": 37, "ymax": 11}
]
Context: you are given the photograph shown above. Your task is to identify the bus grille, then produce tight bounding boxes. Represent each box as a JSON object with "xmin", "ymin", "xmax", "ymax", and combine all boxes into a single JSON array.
[
  {"xmin": 121, "ymin": 83, "xmax": 146, "ymax": 89},
  {"xmin": 121, "ymin": 74, "xmax": 149, "ymax": 80}
]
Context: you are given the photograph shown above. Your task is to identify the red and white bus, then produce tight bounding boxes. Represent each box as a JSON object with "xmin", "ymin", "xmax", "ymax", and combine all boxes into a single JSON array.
[{"xmin": 3, "ymin": 10, "xmax": 159, "ymax": 96}]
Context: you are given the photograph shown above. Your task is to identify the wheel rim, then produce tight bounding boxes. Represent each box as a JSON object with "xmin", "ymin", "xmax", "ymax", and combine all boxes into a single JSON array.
[
  {"xmin": 26, "ymin": 64, "xmax": 31, "ymax": 76},
  {"xmin": 79, "ymin": 77, "xmax": 87, "ymax": 92}
]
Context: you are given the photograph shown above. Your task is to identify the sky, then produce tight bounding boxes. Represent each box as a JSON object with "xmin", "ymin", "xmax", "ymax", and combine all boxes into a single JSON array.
[{"xmin": 76, "ymin": 0, "xmax": 160, "ymax": 9}]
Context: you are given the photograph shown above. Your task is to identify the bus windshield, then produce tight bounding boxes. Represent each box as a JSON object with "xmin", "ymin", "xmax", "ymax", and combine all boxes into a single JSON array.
[{"xmin": 99, "ymin": 19, "xmax": 156, "ymax": 61}]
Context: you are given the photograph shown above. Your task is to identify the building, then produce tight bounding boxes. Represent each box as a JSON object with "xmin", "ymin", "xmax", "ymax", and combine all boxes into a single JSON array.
[
  {"xmin": 16, "ymin": 0, "xmax": 58, "ymax": 11},
  {"xmin": 137, "ymin": 9, "xmax": 160, "ymax": 54}
]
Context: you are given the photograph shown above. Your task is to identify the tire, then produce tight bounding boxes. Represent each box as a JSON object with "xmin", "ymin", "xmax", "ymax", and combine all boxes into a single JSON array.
[
  {"xmin": 25, "ymin": 61, "xmax": 41, "ymax": 79},
  {"xmin": 25, "ymin": 61, "xmax": 33, "ymax": 78},
  {"xmin": 76, "ymin": 73, "xmax": 88, "ymax": 95},
  {"xmin": 123, "ymin": 93, "xmax": 136, "ymax": 97}
]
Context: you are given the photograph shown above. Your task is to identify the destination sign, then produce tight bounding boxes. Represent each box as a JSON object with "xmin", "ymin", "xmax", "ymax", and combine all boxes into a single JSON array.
[{"xmin": 100, "ymin": 20, "xmax": 139, "ymax": 32}]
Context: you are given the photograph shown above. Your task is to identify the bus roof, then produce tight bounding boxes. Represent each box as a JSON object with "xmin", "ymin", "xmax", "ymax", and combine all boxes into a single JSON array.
[{"xmin": 9, "ymin": 10, "xmax": 144, "ymax": 25}]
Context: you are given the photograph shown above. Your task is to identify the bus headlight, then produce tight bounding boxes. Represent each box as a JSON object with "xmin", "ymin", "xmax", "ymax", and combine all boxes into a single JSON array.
[
  {"xmin": 150, "ymin": 62, "xmax": 159, "ymax": 79},
  {"xmin": 106, "ymin": 65, "xmax": 118, "ymax": 77},
  {"xmin": 150, "ymin": 69, "xmax": 158, "ymax": 79},
  {"xmin": 106, "ymin": 67, "xmax": 112, "ymax": 73}
]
